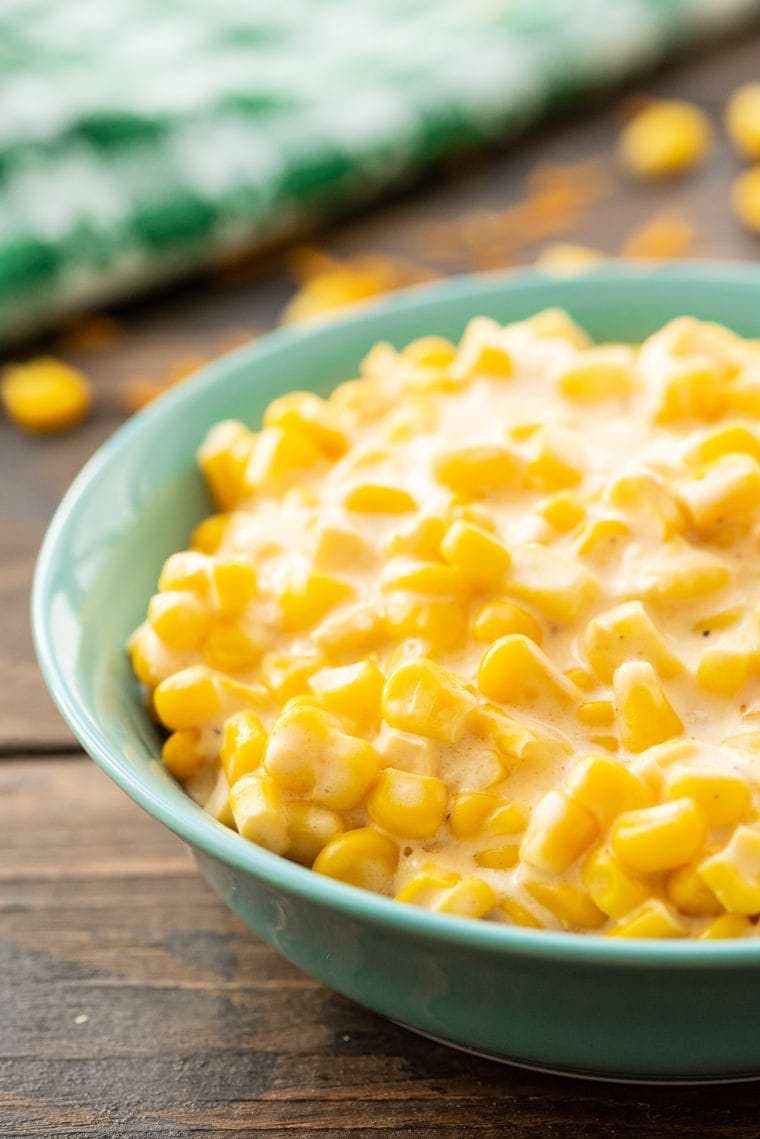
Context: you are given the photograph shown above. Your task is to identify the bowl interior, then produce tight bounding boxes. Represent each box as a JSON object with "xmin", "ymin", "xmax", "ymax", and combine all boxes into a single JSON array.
[{"xmin": 33, "ymin": 263, "xmax": 760, "ymax": 955}]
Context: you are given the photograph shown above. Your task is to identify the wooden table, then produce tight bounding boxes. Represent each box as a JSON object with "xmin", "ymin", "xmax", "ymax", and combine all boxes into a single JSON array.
[{"xmin": 4, "ymin": 31, "xmax": 760, "ymax": 1138}]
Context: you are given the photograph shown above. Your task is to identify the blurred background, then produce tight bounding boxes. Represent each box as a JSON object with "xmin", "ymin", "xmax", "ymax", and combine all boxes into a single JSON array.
[{"xmin": 5, "ymin": 2, "xmax": 760, "ymax": 1134}]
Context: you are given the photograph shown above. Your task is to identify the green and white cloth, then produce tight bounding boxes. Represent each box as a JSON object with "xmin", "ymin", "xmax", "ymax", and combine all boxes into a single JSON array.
[{"xmin": 0, "ymin": 0, "xmax": 757, "ymax": 343}]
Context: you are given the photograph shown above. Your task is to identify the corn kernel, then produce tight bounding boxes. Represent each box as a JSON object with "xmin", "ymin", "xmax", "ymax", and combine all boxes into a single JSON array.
[
  {"xmin": 449, "ymin": 792, "xmax": 502, "ymax": 840},
  {"xmin": 699, "ymin": 826, "xmax": 760, "ymax": 914},
  {"xmin": 618, "ymin": 100, "xmax": 712, "ymax": 180},
  {"xmin": 583, "ymin": 601, "xmax": 682, "ymax": 684},
  {"xmin": 312, "ymin": 604, "xmax": 383, "ymax": 657},
  {"xmin": 538, "ymin": 492, "xmax": 586, "ymax": 533},
  {"xmin": 377, "ymin": 730, "xmax": 437, "ymax": 776},
  {"xmin": 279, "ymin": 570, "xmax": 354, "ymax": 633},
  {"xmin": 203, "ymin": 622, "xmax": 260, "ymax": 672},
  {"xmin": 230, "ymin": 772, "xmax": 289, "ymax": 854},
  {"xmin": 473, "ymin": 844, "xmax": 520, "ymax": 870},
  {"xmin": 396, "ymin": 869, "xmax": 458, "ymax": 907},
  {"xmin": 699, "ymin": 913, "xmax": 752, "ymax": 939},
  {"xmin": 636, "ymin": 540, "xmax": 730, "ymax": 603},
  {"xmin": 565, "ymin": 755, "xmax": 653, "ymax": 828},
  {"xmin": 154, "ymin": 667, "xmax": 221, "ymax": 730},
  {"xmin": 260, "ymin": 651, "xmax": 322, "ymax": 702},
  {"xmin": 536, "ymin": 242, "xmax": 605, "ymax": 276},
  {"xmin": 383, "ymin": 592, "xmax": 467, "ymax": 649},
  {"xmin": 577, "ymin": 700, "xmax": 615, "ymax": 728},
  {"xmin": 581, "ymin": 846, "xmax": 650, "ymax": 918},
  {"xmin": 158, "ymin": 551, "xmax": 210, "ymax": 595},
  {"xmin": 557, "ymin": 347, "xmax": 636, "ymax": 402},
  {"xmin": 402, "ymin": 335, "xmax": 457, "ymax": 369},
  {"xmin": 368, "ymin": 767, "xmax": 448, "ymax": 839},
  {"xmin": 433, "ymin": 444, "xmax": 522, "ymax": 498},
  {"xmin": 575, "ymin": 516, "xmax": 630, "ymax": 559},
  {"xmin": 313, "ymin": 524, "xmax": 373, "ymax": 571},
  {"xmin": 666, "ymin": 862, "xmax": 722, "ymax": 917},
  {"xmin": 162, "ymin": 729, "xmax": 206, "ymax": 782},
  {"xmin": 440, "ymin": 520, "xmax": 512, "ymax": 589},
  {"xmin": 381, "ymin": 559, "xmax": 465, "ymax": 597},
  {"xmin": 383, "ymin": 658, "xmax": 477, "ymax": 744},
  {"xmin": 452, "ymin": 316, "xmax": 513, "ymax": 380},
  {"xmin": 220, "ymin": 709, "xmax": 267, "ymax": 785},
  {"xmin": 677, "ymin": 454, "xmax": 760, "ymax": 534},
  {"xmin": 148, "ymin": 590, "xmax": 210, "ymax": 651},
  {"xmin": 209, "ymin": 559, "xmax": 257, "ymax": 615},
  {"xmin": 655, "ymin": 365, "xmax": 731, "ymax": 424},
  {"xmin": 264, "ymin": 704, "xmax": 381, "ymax": 811},
  {"xmin": 507, "ymin": 542, "xmax": 598, "ymax": 623},
  {"xmin": 201, "ymin": 767, "xmax": 234, "ymax": 827},
  {"xmin": 520, "ymin": 790, "xmax": 599, "ymax": 874},
  {"xmin": 525, "ymin": 881, "xmax": 606, "ymax": 930},
  {"xmin": 386, "ymin": 514, "xmax": 448, "ymax": 561},
  {"xmin": 1, "ymin": 357, "xmax": 91, "ymax": 433},
  {"xmin": 437, "ymin": 877, "xmax": 497, "ymax": 918},
  {"xmin": 605, "ymin": 470, "xmax": 684, "ymax": 538},
  {"xmin": 726, "ymin": 83, "xmax": 760, "ymax": 160},
  {"xmin": 314, "ymin": 828, "xmax": 399, "ymax": 893},
  {"xmin": 344, "ymin": 483, "xmax": 417, "ymax": 513},
  {"xmin": 526, "ymin": 428, "xmax": 584, "ymax": 491},
  {"xmin": 246, "ymin": 426, "xmax": 324, "ymax": 491},
  {"xmin": 685, "ymin": 424, "xmax": 760, "ymax": 468},
  {"xmin": 613, "ymin": 662, "xmax": 683, "ymax": 754},
  {"xmin": 191, "ymin": 513, "xmax": 229, "ymax": 555},
  {"xmin": 472, "ymin": 600, "xmax": 543, "ymax": 645},
  {"xmin": 696, "ymin": 648, "xmax": 752, "ymax": 698},
  {"xmin": 611, "ymin": 798, "xmax": 706, "ymax": 874},
  {"xmin": 478, "ymin": 634, "xmax": 579, "ymax": 709},
  {"xmin": 264, "ymin": 391, "xmax": 347, "ymax": 458},
  {"xmin": 732, "ymin": 166, "xmax": 760, "ymax": 234},
  {"xmin": 198, "ymin": 420, "xmax": 252, "ymax": 509},
  {"xmin": 309, "ymin": 660, "xmax": 385, "ymax": 733},
  {"xmin": 285, "ymin": 801, "xmax": 344, "ymax": 865},
  {"xmin": 608, "ymin": 900, "xmax": 687, "ymax": 939},
  {"xmin": 498, "ymin": 897, "xmax": 544, "ymax": 929}
]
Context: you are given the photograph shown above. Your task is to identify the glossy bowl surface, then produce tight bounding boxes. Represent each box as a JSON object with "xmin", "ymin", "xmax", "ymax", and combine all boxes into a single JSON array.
[{"xmin": 33, "ymin": 264, "xmax": 760, "ymax": 1081}]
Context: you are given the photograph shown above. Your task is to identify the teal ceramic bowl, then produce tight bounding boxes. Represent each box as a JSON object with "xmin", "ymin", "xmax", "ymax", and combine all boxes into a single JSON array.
[{"xmin": 33, "ymin": 264, "xmax": 760, "ymax": 1082}]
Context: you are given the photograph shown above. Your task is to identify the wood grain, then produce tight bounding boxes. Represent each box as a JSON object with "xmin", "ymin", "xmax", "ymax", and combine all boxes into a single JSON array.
[
  {"xmin": 5, "ymin": 757, "xmax": 760, "ymax": 1139},
  {"xmin": 4, "ymin": 27, "xmax": 760, "ymax": 1138}
]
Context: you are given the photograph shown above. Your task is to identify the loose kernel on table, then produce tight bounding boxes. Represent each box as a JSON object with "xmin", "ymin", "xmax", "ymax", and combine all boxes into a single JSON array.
[
  {"xmin": 618, "ymin": 99, "xmax": 712, "ymax": 179},
  {"xmin": 726, "ymin": 83, "xmax": 760, "ymax": 160},
  {"xmin": 1, "ymin": 358, "xmax": 91, "ymax": 433}
]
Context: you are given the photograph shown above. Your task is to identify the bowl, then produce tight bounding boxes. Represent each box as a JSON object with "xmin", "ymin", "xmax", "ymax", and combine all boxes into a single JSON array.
[{"xmin": 33, "ymin": 264, "xmax": 760, "ymax": 1083}]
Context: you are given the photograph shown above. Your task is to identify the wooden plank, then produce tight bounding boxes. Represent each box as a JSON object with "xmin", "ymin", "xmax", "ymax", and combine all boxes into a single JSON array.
[{"xmin": 3, "ymin": 756, "xmax": 760, "ymax": 1138}]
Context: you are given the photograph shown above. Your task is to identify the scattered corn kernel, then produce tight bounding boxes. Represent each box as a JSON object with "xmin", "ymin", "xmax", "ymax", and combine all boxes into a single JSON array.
[
  {"xmin": 618, "ymin": 99, "xmax": 712, "ymax": 180},
  {"xmin": 1, "ymin": 357, "xmax": 91, "ymax": 433}
]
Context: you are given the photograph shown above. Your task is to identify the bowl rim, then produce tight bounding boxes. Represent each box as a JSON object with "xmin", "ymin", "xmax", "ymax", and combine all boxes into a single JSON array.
[{"xmin": 32, "ymin": 260, "xmax": 760, "ymax": 966}]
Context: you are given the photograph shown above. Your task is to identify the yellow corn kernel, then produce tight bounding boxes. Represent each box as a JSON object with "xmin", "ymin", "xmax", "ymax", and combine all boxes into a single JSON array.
[
  {"xmin": 732, "ymin": 166, "xmax": 760, "ymax": 234},
  {"xmin": 279, "ymin": 570, "xmax": 353, "ymax": 633},
  {"xmin": 312, "ymin": 523, "xmax": 373, "ymax": 572},
  {"xmin": 381, "ymin": 559, "xmax": 464, "ymax": 596},
  {"xmin": 229, "ymin": 772, "xmax": 289, "ymax": 854},
  {"xmin": 521, "ymin": 307, "xmax": 590, "ymax": 347},
  {"xmin": 655, "ymin": 365, "xmax": 731, "ymax": 424},
  {"xmin": 148, "ymin": 590, "xmax": 210, "ymax": 651},
  {"xmin": 260, "ymin": 651, "xmax": 322, "ymax": 703},
  {"xmin": 698, "ymin": 826, "xmax": 760, "ymax": 914},
  {"xmin": 726, "ymin": 83, "xmax": 760, "ymax": 160},
  {"xmin": 611, "ymin": 798, "xmax": 706, "ymax": 874},
  {"xmin": 666, "ymin": 862, "xmax": 722, "ymax": 917},
  {"xmin": 473, "ymin": 844, "xmax": 520, "ymax": 870},
  {"xmin": 613, "ymin": 662, "xmax": 683, "ymax": 754},
  {"xmin": 581, "ymin": 846, "xmax": 650, "ymax": 919},
  {"xmin": 699, "ymin": 913, "xmax": 752, "ymax": 939},
  {"xmin": 498, "ymin": 896, "xmax": 543, "ymax": 929},
  {"xmin": 478, "ymin": 634, "xmax": 579, "ymax": 710},
  {"xmin": 564, "ymin": 666, "xmax": 597, "ymax": 693},
  {"xmin": 583, "ymin": 601, "xmax": 682, "ymax": 684},
  {"xmin": 525, "ymin": 881, "xmax": 606, "ymax": 931},
  {"xmin": 245, "ymin": 425, "xmax": 324, "ymax": 490},
  {"xmin": 198, "ymin": 420, "xmax": 253, "ymax": 509},
  {"xmin": 367, "ymin": 767, "xmax": 448, "ymax": 839},
  {"xmin": 158, "ymin": 551, "xmax": 210, "ymax": 595},
  {"xmin": 605, "ymin": 470, "xmax": 684, "ymax": 538},
  {"xmin": 686, "ymin": 424, "xmax": 760, "ymax": 467},
  {"xmin": 200, "ymin": 767, "xmax": 234, "ymax": 827},
  {"xmin": 285, "ymin": 801, "xmax": 344, "ymax": 865},
  {"xmin": 128, "ymin": 626, "xmax": 167, "ymax": 689},
  {"xmin": 382, "ymin": 658, "xmax": 477, "ymax": 744},
  {"xmin": 636, "ymin": 540, "xmax": 731, "ymax": 603},
  {"xmin": 384, "ymin": 592, "xmax": 467, "ymax": 649},
  {"xmin": 191, "ymin": 513, "xmax": 229, "ymax": 555},
  {"xmin": 538, "ymin": 492, "xmax": 586, "ymax": 533},
  {"xmin": 309, "ymin": 660, "xmax": 385, "ymax": 733},
  {"xmin": 344, "ymin": 482, "xmax": 417, "ymax": 513},
  {"xmin": 386, "ymin": 514, "xmax": 448, "ymax": 561},
  {"xmin": 472, "ymin": 705, "xmax": 564, "ymax": 768},
  {"xmin": 696, "ymin": 647, "xmax": 752, "ymax": 698},
  {"xmin": 507, "ymin": 542, "xmax": 598, "ymax": 624},
  {"xmin": 220, "ymin": 709, "xmax": 267, "ymax": 786},
  {"xmin": 312, "ymin": 604, "xmax": 383, "ymax": 657},
  {"xmin": 440, "ymin": 520, "xmax": 512, "ymax": 590},
  {"xmin": 215, "ymin": 676, "xmax": 272, "ymax": 718},
  {"xmin": 1, "ymin": 357, "xmax": 91, "ymax": 433},
  {"xmin": 377, "ymin": 730, "xmax": 437, "ymax": 776},
  {"xmin": 209, "ymin": 559, "xmax": 257, "ymax": 615},
  {"xmin": 577, "ymin": 700, "xmax": 615, "ymax": 728},
  {"xmin": 526, "ymin": 428, "xmax": 584, "ymax": 491},
  {"xmin": 433, "ymin": 444, "xmax": 522, "ymax": 498},
  {"xmin": 489, "ymin": 803, "xmax": 529, "ymax": 835},
  {"xmin": 677, "ymin": 454, "xmax": 760, "ymax": 534},
  {"xmin": 520, "ymin": 790, "xmax": 599, "ymax": 874},
  {"xmin": 314, "ymin": 827, "xmax": 398, "ymax": 894},
  {"xmin": 472, "ymin": 600, "xmax": 543, "ymax": 645},
  {"xmin": 437, "ymin": 877, "xmax": 497, "ymax": 918},
  {"xmin": 536, "ymin": 242, "xmax": 605, "ymax": 276},
  {"xmin": 565, "ymin": 755, "xmax": 653, "ymax": 828},
  {"xmin": 449, "ymin": 792, "xmax": 502, "ymax": 840},
  {"xmin": 452, "ymin": 316, "xmax": 513, "ymax": 379},
  {"xmin": 264, "ymin": 704, "xmax": 381, "ymax": 811},
  {"xmin": 402, "ymin": 336, "xmax": 457, "ymax": 369},
  {"xmin": 618, "ymin": 99, "xmax": 712, "ymax": 179},
  {"xmin": 203, "ymin": 621, "xmax": 260, "ymax": 672},
  {"xmin": 162, "ymin": 729, "xmax": 206, "ymax": 782},
  {"xmin": 608, "ymin": 900, "xmax": 687, "ymax": 939},
  {"xmin": 557, "ymin": 347, "xmax": 636, "ymax": 402},
  {"xmin": 154, "ymin": 667, "xmax": 221, "ymax": 730},
  {"xmin": 396, "ymin": 869, "xmax": 458, "ymax": 907},
  {"xmin": 576, "ymin": 517, "xmax": 631, "ymax": 563},
  {"xmin": 263, "ymin": 390, "xmax": 347, "ymax": 458}
]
